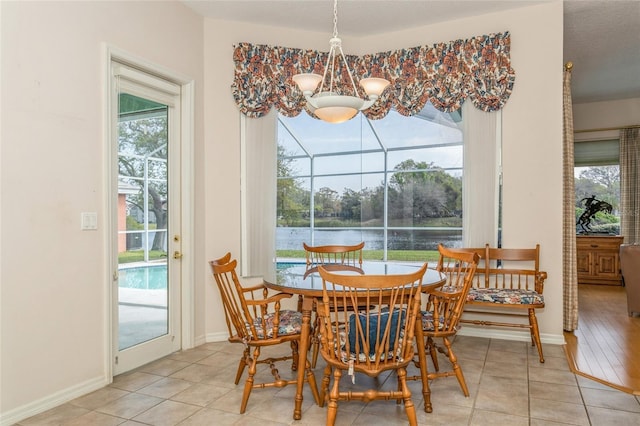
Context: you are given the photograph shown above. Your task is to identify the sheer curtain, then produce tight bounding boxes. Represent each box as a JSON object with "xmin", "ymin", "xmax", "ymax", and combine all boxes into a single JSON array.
[
  {"xmin": 240, "ymin": 111, "xmax": 277, "ymax": 281},
  {"xmin": 562, "ymin": 63, "xmax": 578, "ymax": 331},
  {"xmin": 462, "ymin": 102, "xmax": 500, "ymax": 248},
  {"xmin": 620, "ymin": 127, "xmax": 640, "ymax": 244}
]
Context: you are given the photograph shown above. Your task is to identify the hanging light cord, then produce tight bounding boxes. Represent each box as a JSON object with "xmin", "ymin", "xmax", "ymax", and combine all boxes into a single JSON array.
[
  {"xmin": 317, "ymin": 0, "xmax": 361, "ymax": 97},
  {"xmin": 332, "ymin": 0, "xmax": 339, "ymax": 39}
]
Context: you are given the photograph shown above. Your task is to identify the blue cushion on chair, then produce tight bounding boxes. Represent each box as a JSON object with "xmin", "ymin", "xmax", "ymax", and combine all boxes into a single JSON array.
[{"xmin": 348, "ymin": 308, "xmax": 405, "ymax": 356}]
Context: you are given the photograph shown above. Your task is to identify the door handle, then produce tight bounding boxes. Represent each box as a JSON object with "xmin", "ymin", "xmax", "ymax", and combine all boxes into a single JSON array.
[{"xmin": 173, "ymin": 251, "xmax": 183, "ymax": 260}]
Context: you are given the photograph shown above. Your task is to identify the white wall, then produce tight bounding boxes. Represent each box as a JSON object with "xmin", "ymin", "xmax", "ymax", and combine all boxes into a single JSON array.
[
  {"xmin": 0, "ymin": 0, "xmax": 203, "ymax": 421},
  {"xmin": 573, "ymin": 97, "xmax": 640, "ymax": 131},
  {"xmin": 202, "ymin": 2, "xmax": 565, "ymax": 343}
]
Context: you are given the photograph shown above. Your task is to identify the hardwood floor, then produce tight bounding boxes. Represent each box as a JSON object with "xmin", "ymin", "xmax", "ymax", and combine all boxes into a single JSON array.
[{"xmin": 564, "ymin": 284, "xmax": 640, "ymax": 395}]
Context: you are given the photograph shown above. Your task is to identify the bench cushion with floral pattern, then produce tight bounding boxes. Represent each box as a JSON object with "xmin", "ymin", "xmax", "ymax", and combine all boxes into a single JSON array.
[{"xmin": 467, "ymin": 288, "xmax": 544, "ymax": 305}]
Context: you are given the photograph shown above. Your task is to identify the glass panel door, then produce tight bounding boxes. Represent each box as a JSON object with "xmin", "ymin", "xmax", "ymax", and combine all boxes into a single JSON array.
[
  {"xmin": 112, "ymin": 62, "xmax": 181, "ymax": 374},
  {"xmin": 118, "ymin": 93, "xmax": 169, "ymax": 350}
]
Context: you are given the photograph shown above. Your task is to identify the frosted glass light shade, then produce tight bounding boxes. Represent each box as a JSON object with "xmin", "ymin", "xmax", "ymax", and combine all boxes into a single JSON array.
[
  {"xmin": 292, "ymin": 73, "xmax": 323, "ymax": 94},
  {"xmin": 309, "ymin": 93, "xmax": 364, "ymax": 109},
  {"xmin": 360, "ymin": 77, "xmax": 390, "ymax": 98},
  {"xmin": 314, "ymin": 106, "xmax": 358, "ymax": 123}
]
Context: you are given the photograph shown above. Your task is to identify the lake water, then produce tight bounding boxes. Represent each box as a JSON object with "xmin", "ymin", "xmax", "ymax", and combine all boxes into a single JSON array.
[{"xmin": 276, "ymin": 228, "xmax": 462, "ymax": 251}]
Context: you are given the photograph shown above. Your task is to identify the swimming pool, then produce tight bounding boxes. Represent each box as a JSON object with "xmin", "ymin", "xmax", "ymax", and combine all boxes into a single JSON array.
[
  {"xmin": 119, "ymin": 262, "xmax": 304, "ymax": 289},
  {"xmin": 119, "ymin": 265, "xmax": 167, "ymax": 290}
]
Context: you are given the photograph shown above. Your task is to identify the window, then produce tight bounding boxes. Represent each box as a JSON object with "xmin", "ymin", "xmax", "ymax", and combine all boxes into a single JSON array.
[
  {"xmin": 276, "ymin": 104, "xmax": 463, "ymax": 262},
  {"xmin": 574, "ymin": 139, "xmax": 620, "ymax": 234}
]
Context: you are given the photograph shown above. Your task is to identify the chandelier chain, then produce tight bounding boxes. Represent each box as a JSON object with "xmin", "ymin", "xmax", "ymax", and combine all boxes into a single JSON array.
[{"xmin": 333, "ymin": 0, "xmax": 339, "ymax": 38}]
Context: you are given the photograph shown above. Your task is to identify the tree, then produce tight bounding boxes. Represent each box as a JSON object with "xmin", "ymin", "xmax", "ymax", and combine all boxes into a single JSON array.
[
  {"xmin": 315, "ymin": 187, "xmax": 339, "ymax": 217},
  {"xmin": 575, "ymin": 166, "xmax": 619, "ymax": 211},
  {"xmin": 340, "ymin": 188, "xmax": 361, "ymax": 221},
  {"xmin": 388, "ymin": 160, "xmax": 462, "ymax": 224},
  {"xmin": 277, "ymin": 145, "xmax": 308, "ymax": 226}
]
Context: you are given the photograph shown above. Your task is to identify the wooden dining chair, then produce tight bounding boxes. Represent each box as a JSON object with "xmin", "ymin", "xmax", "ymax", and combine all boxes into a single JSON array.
[
  {"xmin": 303, "ymin": 242, "xmax": 365, "ymax": 367},
  {"xmin": 316, "ymin": 263, "xmax": 427, "ymax": 426},
  {"xmin": 303, "ymin": 241, "xmax": 364, "ymax": 269},
  {"xmin": 209, "ymin": 254, "xmax": 320, "ymax": 414},
  {"xmin": 409, "ymin": 244, "xmax": 479, "ymax": 413}
]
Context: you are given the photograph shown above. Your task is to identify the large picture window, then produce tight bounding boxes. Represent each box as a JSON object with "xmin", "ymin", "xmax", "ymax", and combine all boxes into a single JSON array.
[{"xmin": 276, "ymin": 104, "xmax": 463, "ymax": 262}]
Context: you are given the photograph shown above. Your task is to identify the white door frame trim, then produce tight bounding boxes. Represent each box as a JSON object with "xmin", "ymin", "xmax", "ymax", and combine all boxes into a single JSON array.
[{"xmin": 102, "ymin": 44, "xmax": 195, "ymax": 380}]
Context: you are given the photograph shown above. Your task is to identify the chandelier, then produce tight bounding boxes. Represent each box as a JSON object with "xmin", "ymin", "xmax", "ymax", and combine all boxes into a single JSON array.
[{"xmin": 292, "ymin": 0, "xmax": 390, "ymax": 123}]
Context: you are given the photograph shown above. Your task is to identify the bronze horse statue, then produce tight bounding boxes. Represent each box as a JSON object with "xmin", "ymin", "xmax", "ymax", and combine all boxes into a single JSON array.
[{"xmin": 577, "ymin": 196, "xmax": 613, "ymax": 233}]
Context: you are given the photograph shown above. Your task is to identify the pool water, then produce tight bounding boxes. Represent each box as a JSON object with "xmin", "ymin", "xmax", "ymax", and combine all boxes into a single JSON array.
[
  {"xmin": 119, "ymin": 265, "xmax": 167, "ymax": 290},
  {"xmin": 119, "ymin": 262, "xmax": 302, "ymax": 289}
]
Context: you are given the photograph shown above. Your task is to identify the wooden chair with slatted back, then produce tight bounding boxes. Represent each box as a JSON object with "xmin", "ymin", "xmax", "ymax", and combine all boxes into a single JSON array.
[
  {"xmin": 317, "ymin": 263, "xmax": 427, "ymax": 426},
  {"xmin": 409, "ymin": 244, "xmax": 479, "ymax": 413},
  {"xmin": 303, "ymin": 242, "xmax": 364, "ymax": 269},
  {"xmin": 209, "ymin": 254, "xmax": 320, "ymax": 414},
  {"xmin": 303, "ymin": 242, "xmax": 365, "ymax": 367}
]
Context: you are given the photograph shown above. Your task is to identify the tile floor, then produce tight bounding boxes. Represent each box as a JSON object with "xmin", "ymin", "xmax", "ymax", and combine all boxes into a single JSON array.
[{"xmin": 16, "ymin": 336, "xmax": 640, "ymax": 425}]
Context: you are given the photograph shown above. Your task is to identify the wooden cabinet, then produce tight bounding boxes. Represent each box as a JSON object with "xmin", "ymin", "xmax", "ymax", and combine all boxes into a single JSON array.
[{"xmin": 576, "ymin": 235, "xmax": 623, "ymax": 285}]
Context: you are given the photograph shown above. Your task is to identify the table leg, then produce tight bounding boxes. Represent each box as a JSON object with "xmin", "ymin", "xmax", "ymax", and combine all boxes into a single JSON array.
[{"xmin": 293, "ymin": 296, "xmax": 314, "ymax": 420}]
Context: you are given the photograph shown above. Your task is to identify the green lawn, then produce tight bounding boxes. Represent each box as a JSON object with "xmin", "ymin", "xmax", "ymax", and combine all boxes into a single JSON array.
[{"xmin": 118, "ymin": 250, "xmax": 167, "ymax": 264}]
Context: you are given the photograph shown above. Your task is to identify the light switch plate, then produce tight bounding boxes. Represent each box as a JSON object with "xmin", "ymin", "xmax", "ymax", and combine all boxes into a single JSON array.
[{"xmin": 81, "ymin": 212, "xmax": 98, "ymax": 230}]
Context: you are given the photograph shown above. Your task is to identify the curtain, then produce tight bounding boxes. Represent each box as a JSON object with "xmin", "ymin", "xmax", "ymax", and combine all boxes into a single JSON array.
[
  {"xmin": 462, "ymin": 102, "xmax": 499, "ymax": 247},
  {"xmin": 241, "ymin": 111, "xmax": 277, "ymax": 280},
  {"xmin": 232, "ymin": 32, "xmax": 515, "ymax": 119},
  {"xmin": 562, "ymin": 63, "xmax": 578, "ymax": 331},
  {"xmin": 620, "ymin": 127, "xmax": 640, "ymax": 244}
]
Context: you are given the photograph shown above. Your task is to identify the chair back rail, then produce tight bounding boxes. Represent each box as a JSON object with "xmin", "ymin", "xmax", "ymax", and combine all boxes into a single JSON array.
[{"xmin": 303, "ymin": 241, "xmax": 364, "ymax": 268}]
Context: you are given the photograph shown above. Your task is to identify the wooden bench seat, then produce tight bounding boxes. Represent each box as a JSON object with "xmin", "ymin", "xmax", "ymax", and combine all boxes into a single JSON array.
[{"xmin": 451, "ymin": 244, "xmax": 547, "ymax": 363}]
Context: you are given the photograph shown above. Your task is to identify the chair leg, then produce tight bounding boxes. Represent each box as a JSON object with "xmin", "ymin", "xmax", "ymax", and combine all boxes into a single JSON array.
[
  {"xmin": 234, "ymin": 347, "xmax": 249, "ymax": 385},
  {"xmin": 326, "ymin": 368, "xmax": 341, "ymax": 426},
  {"xmin": 320, "ymin": 364, "xmax": 332, "ymax": 408},
  {"xmin": 428, "ymin": 336, "xmax": 439, "ymax": 372},
  {"xmin": 290, "ymin": 340, "xmax": 299, "ymax": 371},
  {"xmin": 239, "ymin": 346, "xmax": 260, "ymax": 414},
  {"xmin": 305, "ymin": 357, "xmax": 322, "ymax": 406},
  {"xmin": 397, "ymin": 368, "xmax": 418, "ymax": 426},
  {"xmin": 414, "ymin": 326, "xmax": 433, "ymax": 413},
  {"xmin": 311, "ymin": 316, "xmax": 320, "ymax": 368},
  {"xmin": 529, "ymin": 309, "xmax": 545, "ymax": 363},
  {"xmin": 442, "ymin": 337, "xmax": 469, "ymax": 397}
]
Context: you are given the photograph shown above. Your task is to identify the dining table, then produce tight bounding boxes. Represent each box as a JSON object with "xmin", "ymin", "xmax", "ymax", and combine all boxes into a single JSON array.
[{"xmin": 264, "ymin": 261, "xmax": 447, "ymax": 420}]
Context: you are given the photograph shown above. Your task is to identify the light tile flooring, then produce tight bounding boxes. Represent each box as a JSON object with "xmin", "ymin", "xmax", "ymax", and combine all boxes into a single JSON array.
[{"xmin": 16, "ymin": 336, "xmax": 640, "ymax": 425}]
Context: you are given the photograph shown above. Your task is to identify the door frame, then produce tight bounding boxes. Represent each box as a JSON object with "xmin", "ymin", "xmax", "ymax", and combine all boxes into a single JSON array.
[{"xmin": 103, "ymin": 44, "xmax": 195, "ymax": 379}]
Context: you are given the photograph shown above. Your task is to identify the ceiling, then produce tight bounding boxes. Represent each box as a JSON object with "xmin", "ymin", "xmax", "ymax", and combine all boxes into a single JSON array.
[{"xmin": 181, "ymin": 0, "xmax": 640, "ymax": 104}]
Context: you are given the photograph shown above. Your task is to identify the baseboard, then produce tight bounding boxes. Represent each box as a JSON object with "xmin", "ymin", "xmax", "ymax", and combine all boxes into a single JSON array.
[
  {"xmin": 204, "ymin": 331, "xmax": 229, "ymax": 343},
  {"xmin": 0, "ymin": 375, "xmax": 108, "ymax": 426},
  {"xmin": 194, "ymin": 333, "xmax": 208, "ymax": 347},
  {"xmin": 457, "ymin": 325, "xmax": 566, "ymax": 345}
]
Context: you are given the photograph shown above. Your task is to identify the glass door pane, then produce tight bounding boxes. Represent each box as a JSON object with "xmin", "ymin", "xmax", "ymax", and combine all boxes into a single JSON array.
[{"xmin": 117, "ymin": 93, "xmax": 169, "ymax": 350}]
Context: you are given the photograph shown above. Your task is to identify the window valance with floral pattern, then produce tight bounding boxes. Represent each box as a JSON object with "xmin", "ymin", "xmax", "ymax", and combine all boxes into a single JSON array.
[{"xmin": 232, "ymin": 31, "xmax": 514, "ymax": 120}]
